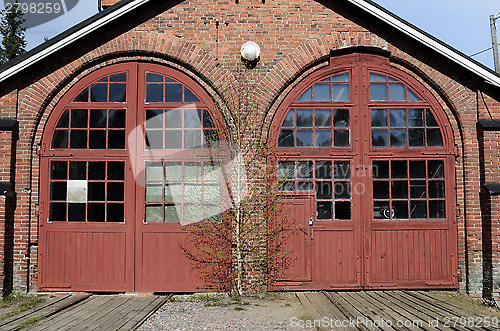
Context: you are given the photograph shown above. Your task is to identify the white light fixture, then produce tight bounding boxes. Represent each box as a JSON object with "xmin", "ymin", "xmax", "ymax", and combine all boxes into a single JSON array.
[{"xmin": 240, "ymin": 41, "xmax": 260, "ymax": 67}]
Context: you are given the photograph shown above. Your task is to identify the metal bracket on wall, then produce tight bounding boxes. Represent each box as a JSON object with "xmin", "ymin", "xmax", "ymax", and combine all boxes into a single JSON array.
[
  {"xmin": 0, "ymin": 182, "xmax": 11, "ymax": 196},
  {"xmin": 484, "ymin": 183, "xmax": 500, "ymax": 195}
]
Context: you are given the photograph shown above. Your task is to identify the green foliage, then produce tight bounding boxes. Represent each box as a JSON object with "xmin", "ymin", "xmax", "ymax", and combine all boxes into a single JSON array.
[{"xmin": 0, "ymin": 1, "xmax": 27, "ymax": 65}]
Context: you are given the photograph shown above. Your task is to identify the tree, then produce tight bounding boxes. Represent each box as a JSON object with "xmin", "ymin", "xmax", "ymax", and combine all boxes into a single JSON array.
[{"xmin": 0, "ymin": 1, "xmax": 27, "ymax": 65}]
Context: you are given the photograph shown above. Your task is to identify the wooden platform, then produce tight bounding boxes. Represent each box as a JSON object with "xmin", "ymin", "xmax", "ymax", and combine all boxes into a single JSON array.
[
  {"xmin": 29, "ymin": 294, "xmax": 166, "ymax": 331},
  {"xmin": 297, "ymin": 291, "xmax": 499, "ymax": 331}
]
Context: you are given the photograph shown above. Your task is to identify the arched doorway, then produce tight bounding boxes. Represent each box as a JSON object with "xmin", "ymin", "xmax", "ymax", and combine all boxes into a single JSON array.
[
  {"xmin": 271, "ymin": 53, "xmax": 458, "ymax": 290},
  {"xmin": 39, "ymin": 62, "xmax": 224, "ymax": 292}
]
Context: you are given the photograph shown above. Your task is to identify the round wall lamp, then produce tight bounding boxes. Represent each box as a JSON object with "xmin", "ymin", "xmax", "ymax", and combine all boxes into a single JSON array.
[{"xmin": 240, "ymin": 41, "xmax": 260, "ymax": 68}]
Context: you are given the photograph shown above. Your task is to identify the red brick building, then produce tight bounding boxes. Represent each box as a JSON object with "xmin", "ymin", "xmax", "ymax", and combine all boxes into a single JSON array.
[{"xmin": 0, "ymin": 0, "xmax": 499, "ymax": 299}]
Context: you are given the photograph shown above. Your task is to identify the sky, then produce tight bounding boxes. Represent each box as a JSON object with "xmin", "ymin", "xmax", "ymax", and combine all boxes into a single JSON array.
[{"xmin": 1, "ymin": 0, "xmax": 499, "ymax": 70}]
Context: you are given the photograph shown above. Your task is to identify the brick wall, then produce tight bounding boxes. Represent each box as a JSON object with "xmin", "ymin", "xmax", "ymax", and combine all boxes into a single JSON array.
[{"xmin": 0, "ymin": 0, "xmax": 498, "ymax": 296}]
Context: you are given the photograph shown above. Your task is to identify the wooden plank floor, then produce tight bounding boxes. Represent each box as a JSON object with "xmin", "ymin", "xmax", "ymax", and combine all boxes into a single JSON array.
[
  {"xmin": 30, "ymin": 294, "xmax": 166, "ymax": 331},
  {"xmin": 296, "ymin": 291, "xmax": 500, "ymax": 331}
]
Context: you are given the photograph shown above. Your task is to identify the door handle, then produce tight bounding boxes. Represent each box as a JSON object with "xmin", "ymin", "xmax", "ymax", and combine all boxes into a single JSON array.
[{"xmin": 308, "ymin": 217, "xmax": 313, "ymax": 226}]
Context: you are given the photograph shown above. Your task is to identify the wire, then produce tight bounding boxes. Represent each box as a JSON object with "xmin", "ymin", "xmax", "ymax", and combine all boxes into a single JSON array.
[{"xmin": 470, "ymin": 47, "xmax": 493, "ymax": 57}]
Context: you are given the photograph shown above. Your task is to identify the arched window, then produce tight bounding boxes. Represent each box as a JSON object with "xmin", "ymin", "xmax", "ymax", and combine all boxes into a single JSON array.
[{"xmin": 272, "ymin": 53, "xmax": 456, "ymax": 289}]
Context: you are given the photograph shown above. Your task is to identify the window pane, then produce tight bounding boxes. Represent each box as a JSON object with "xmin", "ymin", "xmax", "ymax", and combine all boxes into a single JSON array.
[
  {"xmin": 410, "ymin": 181, "xmax": 426, "ymax": 199},
  {"xmin": 145, "ymin": 131, "xmax": 163, "ymax": 149},
  {"xmin": 88, "ymin": 203, "xmax": 105, "ymax": 222},
  {"xmin": 56, "ymin": 110, "xmax": 69, "ymax": 128},
  {"xmin": 332, "ymin": 73, "xmax": 349, "ymax": 82},
  {"xmin": 388, "ymin": 83, "xmax": 405, "ymax": 101},
  {"xmin": 50, "ymin": 203, "xmax": 67, "ymax": 221},
  {"xmin": 372, "ymin": 161, "xmax": 389, "ymax": 179},
  {"xmin": 107, "ymin": 182, "xmax": 124, "ymax": 201},
  {"xmin": 428, "ymin": 160, "xmax": 444, "ymax": 178},
  {"xmin": 315, "ymin": 109, "xmax": 331, "ymax": 127},
  {"xmin": 297, "ymin": 181, "xmax": 314, "ymax": 192},
  {"xmin": 335, "ymin": 201, "xmax": 351, "ymax": 220},
  {"xmin": 146, "ymin": 84, "xmax": 163, "ymax": 102},
  {"xmin": 370, "ymin": 84, "xmax": 387, "ymax": 101},
  {"xmin": 407, "ymin": 88, "xmax": 421, "ymax": 101},
  {"xmin": 332, "ymin": 84, "xmax": 349, "ymax": 101},
  {"xmin": 108, "ymin": 109, "xmax": 126, "ymax": 128},
  {"xmin": 165, "ymin": 162, "xmax": 182, "ymax": 181},
  {"xmin": 165, "ymin": 84, "xmax": 182, "ymax": 102},
  {"xmin": 317, "ymin": 201, "xmax": 332, "ymax": 219},
  {"xmin": 108, "ymin": 161, "xmax": 124, "ymax": 180},
  {"xmin": 69, "ymin": 161, "xmax": 86, "ymax": 180},
  {"xmin": 68, "ymin": 203, "xmax": 86, "ymax": 222},
  {"xmin": 428, "ymin": 181, "xmax": 445, "ymax": 198},
  {"xmin": 90, "ymin": 109, "xmax": 107, "ymax": 128},
  {"xmin": 52, "ymin": 130, "xmax": 68, "ymax": 148},
  {"xmin": 88, "ymin": 161, "xmax": 105, "ymax": 180},
  {"xmin": 165, "ymin": 130, "xmax": 182, "ymax": 149},
  {"xmin": 333, "ymin": 109, "xmax": 349, "ymax": 127},
  {"xmin": 278, "ymin": 161, "xmax": 295, "ymax": 179},
  {"xmin": 371, "ymin": 109, "xmax": 387, "ymax": 127},
  {"xmin": 315, "ymin": 129, "xmax": 332, "ymax": 147},
  {"xmin": 390, "ymin": 129, "xmax": 406, "ymax": 147},
  {"xmin": 429, "ymin": 201, "xmax": 446, "ymax": 218},
  {"xmin": 296, "ymin": 109, "xmax": 313, "ymax": 127},
  {"xmin": 50, "ymin": 182, "xmax": 67, "ymax": 201},
  {"xmin": 184, "ymin": 88, "xmax": 200, "ymax": 102},
  {"xmin": 89, "ymin": 130, "xmax": 106, "ymax": 149},
  {"xmin": 108, "ymin": 130, "xmax": 125, "ymax": 149},
  {"xmin": 410, "ymin": 201, "xmax": 427, "ymax": 219},
  {"xmin": 110, "ymin": 73, "xmax": 126, "ymax": 82},
  {"xmin": 279, "ymin": 181, "xmax": 295, "ymax": 192},
  {"xmin": 282, "ymin": 110, "xmax": 295, "ymax": 127},
  {"xmin": 334, "ymin": 130, "xmax": 349, "ymax": 147},
  {"xmin": 372, "ymin": 129, "xmax": 388, "ymax": 147},
  {"xmin": 408, "ymin": 128, "xmax": 425, "ymax": 147},
  {"xmin": 408, "ymin": 109, "xmax": 423, "ymax": 126},
  {"xmin": 203, "ymin": 183, "xmax": 221, "ymax": 201},
  {"xmin": 165, "ymin": 204, "xmax": 181, "ymax": 222},
  {"xmin": 278, "ymin": 129, "xmax": 294, "ymax": 147},
  {"xmin": 146, "ymin": 73, "xmax": 163, "ymax": 82},
  {"xmin": 184, "ymin": 130, "xmax": 202, "ymax": 148},
  {"xmin": 90, "ymin": 84, "xmax": 108, "ymax": 102},
  {"xmin": 164, "ymin": 183, "xmax": 181, "ymax": 201},
  {"xmin": 71, "ymin": 109, "xmax": 88, "ymax": 128},
  {"xmin": 314, "ymin": 83, "xmax": 331, "ymax": 101},
  {"xmin": 146, "ymin": 162, "xmax": 163, "ymax": 181},
  {"xmin": 88, "ymin": 182, "xmax": 105, "ymax": 201},
  {"xmin": 107, "ymin": 203, "xmax": 124, "ymax": 222},
  {"xmin": 202, "ymin": 110, "xmax": 215, "ymax": 128},
  {"xmin": 392, "ymin": 201, "xmax": 408, "ymax": 219},
  {"xmin": 370, "ymin": 73, "xmax": 386, "ymax": 82},
  {"xmin": 391, "ymin": 181, "xmax": 408, "ymax": 199},
  {"xmin": 297, "ymin": 161, "xmax": 313, "ymax": 179},
  {"xmin": 51, "ymin": 161, "xmax": 67, "ymax": 179},
  {"xmin": 391, "ymin": 161, "xmax": 407, "ymax": 178},
  {"xmin": 373, "ymin": 201, "xmax": 391, "ymax": 219},
  {"xmin": 69, "ymin": 130, "xmax": 87, "ymax": 148},
  {"xmin": 409, "ymin": 161, "xmax": 426, "ymax": 178},
  {"xmin": 334, "ymin": 182, "xmax": 350, "ymax": 199},
  {"xmin": 427, "ymin": 129, "xmax": 443, "ymax": 146},
  {"xmin": 426, "ymin": 110, "xmax": 439, "ymax": 126},
  {"xmin": 109, "ymin": 84, "xmax": 126, "ymax": 102},
  {"xmin": 334, "ymin": 161, "xmax": 350, "ymax": 179},
  {"xmin": 373, "ymin": 181, "xmax": 389, "ymax": 199},
  {"xmin": 389, "ymin": 109, "xmax": 406, "ymax": 127},
  {"xmin": 184, "ymin": 183, "xmax": 202, "ymax": 202},
  {"xmin": 296, "ymin": 130, "xmax": 313, "ymax": 147},
  {"xmin": 184, "ymin": 109, "xmax": 202, "ymax": 128},
  {"xmin": 297, "ymin": 87, "xmax": 312, "ymax": 101},
  {"xmin": 146, "ymin": 109, "xmax": 163, "ymax": 128},
  {"xmin": 73, "ymin": 87, "xmax": 89, "ymax": 102},
  {"xmin": 316, "ymin": 181, "xmax": 332, "ymax": 199},
  {"xmin": 315, "ymin": 161, "xmax": 332, "ymax": 179}
]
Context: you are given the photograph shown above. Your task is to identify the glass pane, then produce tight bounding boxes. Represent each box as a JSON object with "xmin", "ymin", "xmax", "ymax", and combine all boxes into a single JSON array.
[
  {"xmin": 145, "ymin": 131, "xmax": 163, "ymax": 149},
  {"xmin": 332, "ymin": 84, "xmax": 349, "ymax": 101},
  {"xmin": 110, "ymin": 73, "xmax": 126, "ymax": 82},
  {"xmin": 373, "ymin": 181, "xmax": 389, "ymax": 199},
  {"xmin": 108, "ymin": 130, "xmax": 125, "ymax": 149},
  {"xmin": 108, "ymin": 161, "xmax": 124, "ymax": 180},
  {"xmin": 282, "ymin": 110, "xmax": 295, "ymax": 127},
  {"xmin": 145, "ymin": 204, "xmax": 163, "ymax": 222},
  {"xmin": 89, "ymin": 130, "xmax": 106, "ymax": 149},
  {"xmin": 108, "ymin": 109, "xmax": 126, "ymax": 128},
  {"xmin": 315, "ymin": 161, "xmax": 332, "ymax": 179},
  {"xmin": 370, "ymin": 73, "xmax": 386, "ymax": 82},
  {"xmin": 334, "ymin": 161, "xmax": 350, "ymax": 179},
  {"xmin": 297, "ymin": 161, "xmax": 313, "ymax": 179},
  {"xmin": 56, "ymin": 110, "xmax": 69, "ymax": 128},
  {"xmin": 71, "ymin": 109, "xmax": 88, "ymax": 128},
  {"xmin": 317, "ymin": 201, "xmax": 332, "ymax": 219},
  {"xmin": 185, "ymin": 130, "xmax": 202, "ymax": 148},
  {"xmin": 88, "ymin": 161, "xmax": 105, "ymax": 180},
  {"xmin": 279, "ymin": 181, "xmax": 295, "ymax": 192},
  {"xmin": 165, "ymin": 204, "xmax": 180, "ymax": 222},
  {"xmin": 334, "ymin": 182, "xmax": 350, "ymax": 199},
  {"xmin": 184, "ymin": 183, "xmax": 203, "ymax": 202},
  {"xmin": 335, "ymin": 201, "xmax": 351, "ymax": 220},
  {"xmin": 373, "ymin": 201, "xmax": 391, "ymax": 219},
  {"xmin": 90, "ymin": 84, "xmax": 108, "ymax": 102},
  {"xmin": 278, "ymin": 161, "xmax": 295, "ymax": 179},
  {"xmin": 88, "ymin": 182, "xmax": 105, "ymax": 201},
  {"xmin": 331, "ymin": 73, "xmax": 349, "ymax": 82},
  {"xmin": 315, "ymin": 129, "xmax": 332, "ymax": 147},
  {"xmin": 165, "ymin": 162, "xmax": 183, "ymax": 181},
  {"xmin": 70, "ymin": 130, "xmax": 87, "ymax": 149},
  {"xmin": 184, "ymin": 88, "xmax": 200, "ymax": 102},
  {"xmin": 296, "ymin": 109, "xmax": 313, "ymax": 127},
  {"xmin": 429, "ymin": 201, "xmax": 446, "ymax": 218},
  {"xmin": 315, "ymin": 109, "xmax": 331, "ymax": 127},
  {"xmin": 203, "ymin": 130, "xmax": 219, "ymax": 148},
  {"xmin": 145, "ymin": 162, "xmax": 163, "ymax": 181},
  {"xmin": 409, "ymin": 161, "xmax": 426, "ymax": 178},
  {"xmin": 371, "ymin": 109, "xmax": 387, "ymax": 127},
  {"xmin": 410, "ymin": 201, "xmax": 427, "ymax": 219},
  {"xmin": 427, "ymin": 129, "xmax": 443, "ymax": 146},
  {"xmin": 146, "ymin": 84, "xmax": 163, "ymax": 102},
  {"xmin": 165, "ymin": 130, "xmax": 182, "ymax": 149},
  {"xmin": 297, "ymin": 87, "xmax": 312, "ymax": 101},
  {"xmin": 202, "ymin": 110, "xmax": 215, "ymax": 129},
  {"xmin": 296, "ymin": 130, "xmax": 313, "ymax": 147},
  {"xmin": 370, "ymin": 84, "xmax": 387, "ymax": 101},
  {"xmin": 407, "ymin": 88, "xmax": 421, "ymax": 101},
  {"xmin": 393, "ymin": 201, "xmax": 408, "ymax": 219},
  {"xmin": 391, "ymin": 161, "xmax": 407, "ymax": 178},
  {"xmin": 90, "ymin": 109, "xmax": 107, "ymax": 128},
  {"xmin": 390, "ymin": 129, "xmax": 406, "ymax": 147},
  {"xmin": 410, "ymin": 181, "xmax": 426, "ymax": 199},
  {"xmin": 203, "ymin": 183, "xmax": 221, "ymax": 201},
  {"xmin": 51, "ymin": 161, "xmax": 67, "ymax": 179},
  {"xmin": 109, "ymin": 84, "xmax": 126, "ymax": 102},
  {"xmin": 88, "ymin": 203, "xmax": 105, "ymax": 222},
  {"xmin": 164, "ymin": 183, "xmax": 181, "ymax": 201},
  {"xmin": 333, "ymin": 109, "xmax": 349, "ymax": 127},
  {"xmin": 428, "ymin": 160, "xmax": 444, "ymax": 178},
  {"xmin": 316, "ymin": 181, "xmax": 332, "ymax": 199},
  {"xmin": 408, "ymin": 128, "xmax": 425, "ymax": 147},
  {"xmin": 165, "ymin": 84, "xmax": 182, "ymax": 102},
  {"xmin": 389, "ymin": 109, "xmax": 406, "ymax": 127},
  {"xmin": 107, "ymin": 182, "xmax": 124, "ymax": 201},
  {"xmin": 278, "ymin": 129, "xmax": 294, "ymax": 147},
  {"xmin": 426, "ymin": 110, "xmax": 439, "ymax": 126},
  {"xmin": 68, "ymin": 203, "xmax": 86, "ymax": 222},
  {"xmin": 50, "ymin": 203, "xmax": 66, "ymax": 221},
  {"xmin": 73, "ymin": 87, "xmax": 89, "ymax": 102},
  {"xmin": 391, "ymin": 181, "xmax": 408, "ymax": 199},
  {"xmin": 184, "ymin": 109, "xmax": 202, "ymax": 128},
  {"xmin": 50, "ymin": 182, "xmax": 67, "ymax": 201},
  {"xmin": 372, "ymin": 129, "xmax": 388, "ymax": 147},
  {"xmin": 372, "ymin": 161, "xmax": 389, "ymax": 179},
  {"xmin": 184, "ymin": 203, "xmax": 203, "ymax": 223},
  {"xmin": 334, "ymin": 130, "xmax": 349, "ymax": 147},
  {"xmin": 314, "ymin": 83, "xmax": 331, "ymax": 101},
  {"xmin": 51, "ymin": 130, "xmax": 68, "ymax": 148},
  {"xmin": 203, "ymin": 162, "xmax": 221, "ymax": 181},
  {"xmin": 388, "ymin": 83, "xmax": 405, "ymax": 101},
  {"xmin": 429, "ymin": 180, "xmax": 445, "ymax": 198},
  {"xmin": 146, "ymin": 73, "xmax": 163, "ymax": 82},
  {"xmin": 297, "ymin": 181, "xmax": 314, "ymax": 192},
  {"xmin": 146, "ymin": 109, "xmax": 163, "ymax": 128},
  {"xmin": 184, "ymin": 162, "xmax": 202, "ymax": 181},
  {"xmin": 408, "ymin": 109, "xmax": 423, "ymax": 126},
  {"xmin": 107, "ymin": 203, "xmax": 124, "ymax": 222}
]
